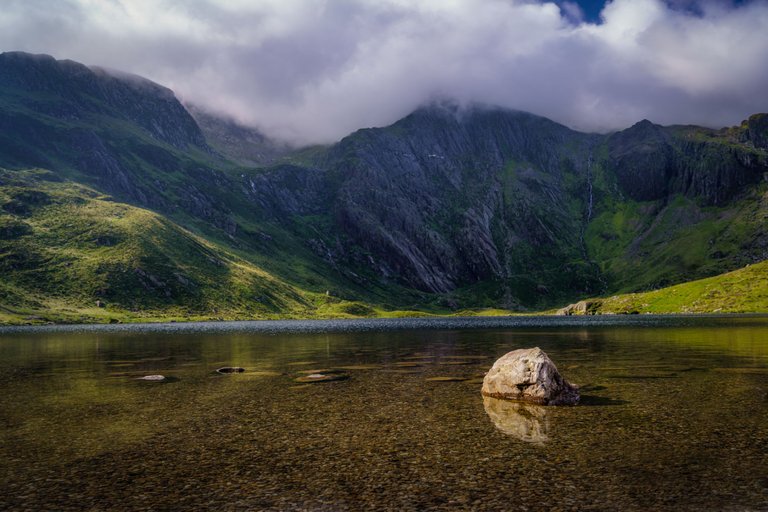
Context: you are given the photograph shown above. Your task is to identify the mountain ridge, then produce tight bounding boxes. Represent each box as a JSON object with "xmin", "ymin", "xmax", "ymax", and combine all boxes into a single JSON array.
[{"xmin": 1, "ymin": 51, "xmax": 767, "ymax": 323}]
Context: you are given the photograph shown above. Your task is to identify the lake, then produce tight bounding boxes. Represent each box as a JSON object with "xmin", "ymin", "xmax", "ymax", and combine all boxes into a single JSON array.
[{"xmin": 1, "ymin": 316, "xmax": 767, "ymax": 511}]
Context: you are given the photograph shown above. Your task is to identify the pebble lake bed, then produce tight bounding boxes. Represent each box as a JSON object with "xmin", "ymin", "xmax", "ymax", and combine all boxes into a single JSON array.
[{"xmin": 1, "ymin": 315, "xmax": 767, "ymax": 510}]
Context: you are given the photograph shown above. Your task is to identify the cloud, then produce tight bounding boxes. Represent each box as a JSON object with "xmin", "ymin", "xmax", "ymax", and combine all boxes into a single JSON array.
[
  {"xmin": 0, "ymin": 0, "xmax": 767, "ymax": 144},
  {"xmin": 559, "ymin": 1, "xmax": 586, "ymax": 23}
]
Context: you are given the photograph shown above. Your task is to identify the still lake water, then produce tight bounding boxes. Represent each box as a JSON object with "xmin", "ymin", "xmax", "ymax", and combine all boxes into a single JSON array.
[{"xmin": 0, "ymin": 316, "xmax": 767, "ymax": 511}]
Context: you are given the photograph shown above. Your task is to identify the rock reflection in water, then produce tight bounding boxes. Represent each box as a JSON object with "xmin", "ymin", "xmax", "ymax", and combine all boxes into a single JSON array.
[{"xmin": 483, "ymin": 396, "xmax": 550, "ymax": 444}]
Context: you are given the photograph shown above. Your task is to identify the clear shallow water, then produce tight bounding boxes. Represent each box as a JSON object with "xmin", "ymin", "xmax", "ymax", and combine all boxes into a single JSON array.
[{"xmin": 0, "ymin": 316, "xmax": 767, "ymax": 511}]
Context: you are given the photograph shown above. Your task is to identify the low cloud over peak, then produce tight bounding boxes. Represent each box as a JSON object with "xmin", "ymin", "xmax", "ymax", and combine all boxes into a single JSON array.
[{"xmin": 1, "ymin": 0, "xmax": 766, "ymax": 144}]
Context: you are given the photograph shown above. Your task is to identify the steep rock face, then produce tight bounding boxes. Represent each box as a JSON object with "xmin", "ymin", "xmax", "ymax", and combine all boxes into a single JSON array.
[
  {"xmin": 69, "ymin": 129, "xmax": 153, "ymax": 206},
  {"xmin": 243, "ymin": 165, "xmax": 331, "ymax": 218},
  {"xmin": 607, "ymin": 120, "xmax": 675, "ymax": 201},
  {"xmin": 321, "ymin": 104, "xmax": 600, "ymax": 296},
  {"xmin": 607, "ymin": 119, "xmax": 768, "ymax": 205},
  {"xmin": 742, "ymin": 113, "xmax": 768, "ymax": 149}
]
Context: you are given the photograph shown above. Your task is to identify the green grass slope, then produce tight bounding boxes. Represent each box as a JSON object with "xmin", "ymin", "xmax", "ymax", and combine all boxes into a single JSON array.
[
  {"xmin": 0, "ymin": 168, "xmax": 410, "ymax": 325},
  {"xmin": 586, "ymin": 193, "xmax": 766, "ymax": 292},
  {"xmin": 577, "ymin": 260, "xmax": 768, "ymax": 314}
]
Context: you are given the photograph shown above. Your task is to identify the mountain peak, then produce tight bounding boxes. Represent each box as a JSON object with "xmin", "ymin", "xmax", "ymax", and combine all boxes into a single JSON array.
[
  {"xmin": 628, "ymin": 118, "xmax": 661, "ymax": 132},
  {"xmin": 0, "ymin": 51, "xmax": 207, "ymax": 151}
]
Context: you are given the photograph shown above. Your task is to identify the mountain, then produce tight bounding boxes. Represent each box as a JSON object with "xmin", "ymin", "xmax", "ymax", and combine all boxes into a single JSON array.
[
  {"xmin": 319, "ymin": 104, "xmax": 603, "ymax": 303},
  {"xmin": 245, "ymin": 102, "xmax": 768, "ymax": 304},
  {"xmin": 1, "ymin": 52, "xmax": 767, "ymax": 323}
]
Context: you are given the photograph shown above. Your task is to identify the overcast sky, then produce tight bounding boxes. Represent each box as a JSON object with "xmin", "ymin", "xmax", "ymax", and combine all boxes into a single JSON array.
[{"xmin": 1, "ymin": 0, "xmax": 767, "ymax": 144}]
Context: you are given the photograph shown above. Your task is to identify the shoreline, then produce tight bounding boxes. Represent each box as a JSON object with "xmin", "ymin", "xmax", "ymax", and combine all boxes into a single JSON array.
[{"xmin": 2, "ymin": 312, "xmax": 767, "ymax": 334}]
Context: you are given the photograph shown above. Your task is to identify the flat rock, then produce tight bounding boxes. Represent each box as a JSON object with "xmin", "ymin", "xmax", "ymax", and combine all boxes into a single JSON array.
[
  {"xmin": 136, "ymin": 374, "xmax": 166, "ymax": 381},
  {"xmin": 556, "ymin": 300, "xmax": 601, "ymax": 316},
  {"xmin": 481, "ymin": 347, "xmax": 579, "ymax": 405}
]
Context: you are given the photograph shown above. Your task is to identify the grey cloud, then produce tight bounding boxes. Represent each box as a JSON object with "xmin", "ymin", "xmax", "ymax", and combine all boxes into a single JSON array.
[{"xmin": 0, "ymin": 0, "xmax": 767, "ymax": 144}]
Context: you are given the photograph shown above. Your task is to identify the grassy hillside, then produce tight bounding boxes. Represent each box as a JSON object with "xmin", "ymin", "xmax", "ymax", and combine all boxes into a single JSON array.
[
  {"xmin": 0, "ymin": 168, "xmax": 422, "ymax": 325},
  {"xmin": 573, "ymin": 260, "xmax": 768, "ymax": 314},
  {"xmin": 586, "ymin": 192, "xmax": 768, "ymax": 292}
]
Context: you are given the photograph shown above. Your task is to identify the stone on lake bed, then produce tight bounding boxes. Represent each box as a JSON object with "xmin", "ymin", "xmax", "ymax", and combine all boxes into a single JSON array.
[
  {"xmin": 216, "ymin": 367, "xmax": 245, "ymax": 374},
  {"xmin": 136, "ymin": 375, "xmax": 166, "ymax": 381},
  {"xmin": 293, "ymin": 373, "xmax": 349, "ymax": 383},
  {"xmin": 481, "ymin": 347, "xmax": 579, "ymax": 405}
]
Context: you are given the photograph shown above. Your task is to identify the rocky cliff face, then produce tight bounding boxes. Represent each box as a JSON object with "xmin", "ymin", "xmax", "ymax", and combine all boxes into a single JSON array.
[
  {"xmin": 316, "ymin": 104, "xmax": 602, "ymax": 300},
  {"xmin": 742, "ymin": 113, "xmax": 768, "ymax": 149},
  {"xmin": 607, "ymin": 119, "xmax": 768, "ymax": 205},
  {"xmin": 245, "ymin": 102, "xmax": 768, "ymax": 304}
]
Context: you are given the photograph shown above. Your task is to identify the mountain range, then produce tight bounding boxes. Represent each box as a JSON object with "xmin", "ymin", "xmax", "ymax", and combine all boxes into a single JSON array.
[{"xmin": 1, "ymin": 51, "xmax": 767, "ymax": 324}]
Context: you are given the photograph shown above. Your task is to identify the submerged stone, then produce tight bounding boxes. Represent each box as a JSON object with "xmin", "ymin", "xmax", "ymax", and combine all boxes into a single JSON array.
[
  {"xmin": 293, "ymin": 373, "xmax": 349, "ymax": 383},
  {"xmin": 481, "ymin": 347, "xmax": 579, "ymax": 405},
  {"xmin": 136, "ymin": 375, "xmax": 166, "ymax": 381},
  {"xmin": 216, "ymin": 367, "xmax": 245, "ymax": 374}
]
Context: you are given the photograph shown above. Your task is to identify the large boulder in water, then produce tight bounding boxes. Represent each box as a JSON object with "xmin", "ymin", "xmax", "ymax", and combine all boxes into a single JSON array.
[{"xmin": 481, "ymin": 347, "xmax": 579, "ymax": 405}]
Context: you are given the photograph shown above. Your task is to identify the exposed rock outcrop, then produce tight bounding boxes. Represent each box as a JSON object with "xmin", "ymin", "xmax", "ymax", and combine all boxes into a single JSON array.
[
  {"xmin": 320, "ymin": 103, "xmax": 601, "ymax": 296},
  {"xmin": 607, "ymin": 118, "xmax": 768, "ymax": 205},
  {"xmin": 481, "ymin": 347, "xmax": 579, "ymax": 405},
  {"xmin": 556, "ymin": 300, "xmax": 601, "ymax": 316}
]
